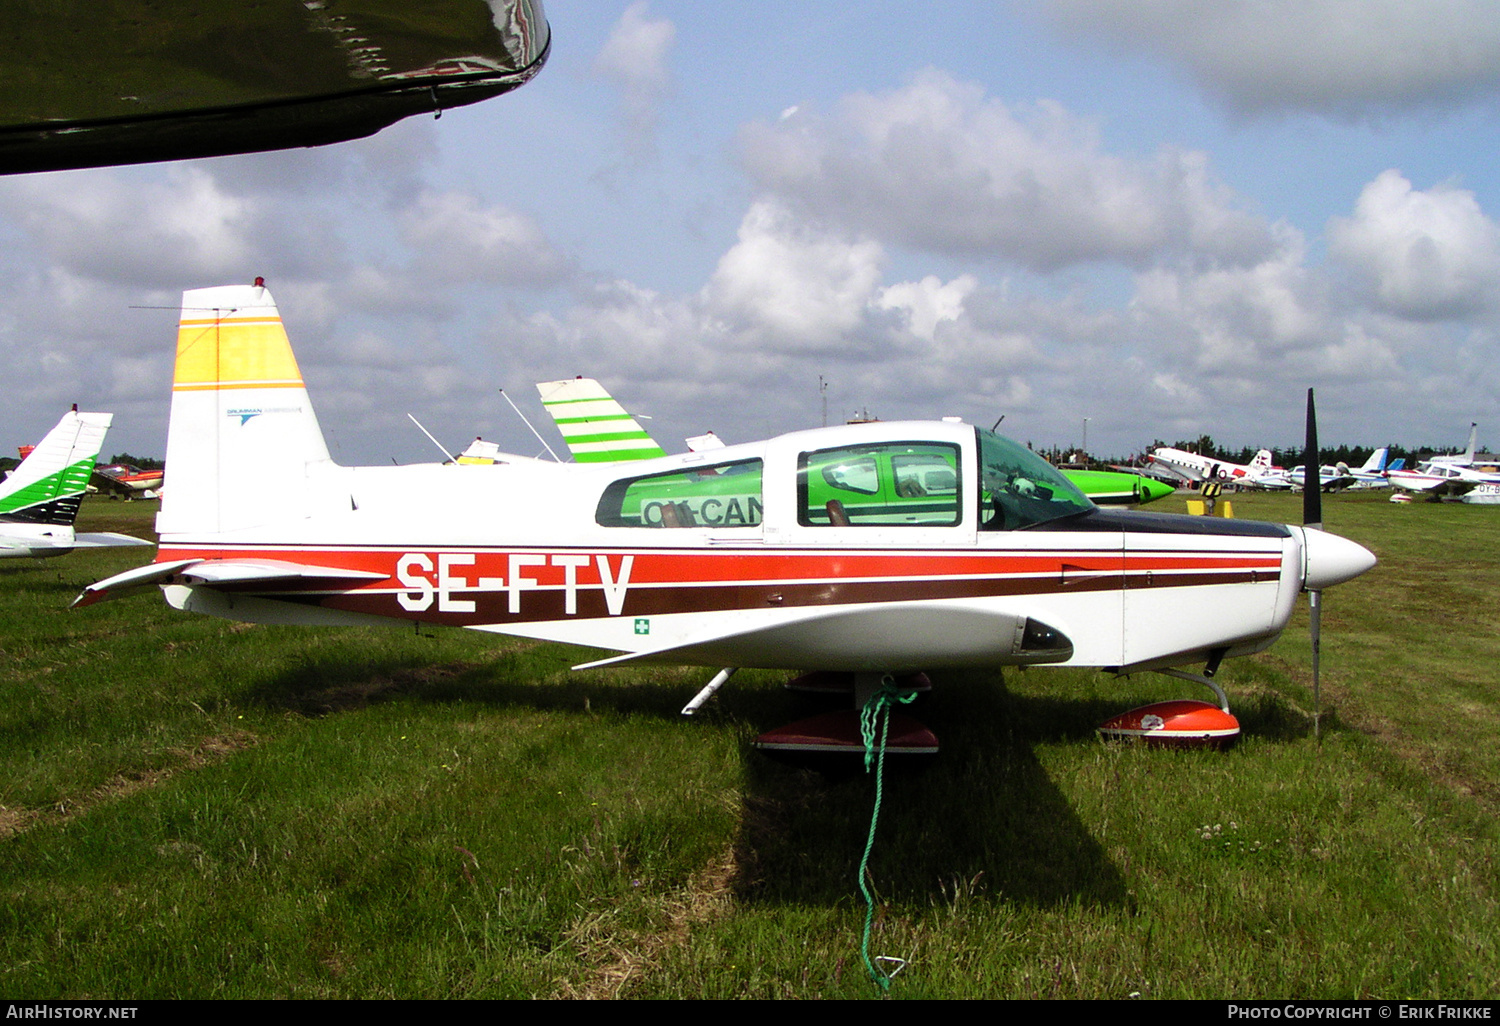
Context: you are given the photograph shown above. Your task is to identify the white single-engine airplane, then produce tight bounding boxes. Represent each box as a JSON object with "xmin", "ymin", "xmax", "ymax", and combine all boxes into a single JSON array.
[
  {"xmin": 1387, "ymin": 425, "xmax": 1500, "ymax": 499},
  {"xmin": 76, "ymin": 284, "xmax": 1376, "ymax": 747},
  {"xmin": 2, "ymin": 409, "xmax": 152, "ymax": 559}
]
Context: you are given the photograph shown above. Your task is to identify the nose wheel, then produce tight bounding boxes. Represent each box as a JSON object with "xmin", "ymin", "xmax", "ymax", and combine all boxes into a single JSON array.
[{"xmin": 1097, "ymin": 668, "xmax": 1241, "ymax": 749}]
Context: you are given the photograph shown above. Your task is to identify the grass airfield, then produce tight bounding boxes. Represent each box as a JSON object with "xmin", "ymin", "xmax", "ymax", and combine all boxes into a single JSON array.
[{"xmin": 1, "ymin": 493, "xmax": 1497, "ymax": 999}]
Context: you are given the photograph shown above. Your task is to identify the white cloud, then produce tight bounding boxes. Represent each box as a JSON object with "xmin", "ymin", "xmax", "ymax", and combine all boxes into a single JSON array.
[
  {"xmin": 877, "ymin": 274, "xmax": 977, "ymax": 340},
  {"xmin": 1132, "ymin": 225, "xmax": 1327, "ymax": 371},
  {"xmin": 1034, "ymin": 0, "xmax": 1500, "ymax": 118},
  {"xmin": 739, "ymin": 68, "xmax": 1273, "ymax": 270},
  {"xmin": 0, "ymin": 166, "xmax": 260, "ymax": 287},
  {"xmin": 1328, "ymin": 170, "xmax": 1500, "ymax": 320},
  {"xmin": 592, "ymin": 2, "xmax": 676, "ymax": 150},
  {"xmin": 703, "ymin": 199, "xmax": 886, "ymax": 349},
  {"xmin": 399, "ymin": 190, "xmax": 572, "ymax": 288}
]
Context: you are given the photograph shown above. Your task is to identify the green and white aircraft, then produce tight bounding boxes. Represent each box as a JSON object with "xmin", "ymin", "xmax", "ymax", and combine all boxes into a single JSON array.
[{"xmin": 2, "ymin": 409, "xmax": 151, "ymax": 558}]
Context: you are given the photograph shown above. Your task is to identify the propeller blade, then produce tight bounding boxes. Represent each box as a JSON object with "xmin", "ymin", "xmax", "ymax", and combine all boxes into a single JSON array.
[
  {"xmin": 1304, "ymin": 388, "xmax": 1321, "ymax": 530},
  {"xmin": 1309, "ymin": 589, "xmax": 1322, "ymax": 740},
  {"xmin": 1304, "ymin": 386, "xmax": 1322, "ymax": 739}
]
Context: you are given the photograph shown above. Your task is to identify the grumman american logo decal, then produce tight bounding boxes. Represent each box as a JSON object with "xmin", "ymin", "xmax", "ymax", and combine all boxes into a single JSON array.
[{"xmin": 227, "ymin": 406, "xmax": 304, "ymax": 426}]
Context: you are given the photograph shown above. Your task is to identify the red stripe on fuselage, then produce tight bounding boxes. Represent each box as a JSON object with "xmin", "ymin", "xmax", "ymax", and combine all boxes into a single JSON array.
[{"xmin": 154, "ymin": 544, "xmax": 1280, "ymax": 584}]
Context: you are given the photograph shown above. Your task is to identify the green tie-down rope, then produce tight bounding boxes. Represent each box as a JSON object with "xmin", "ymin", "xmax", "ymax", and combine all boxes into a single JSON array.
[{"xmin": 858, "ymin": 677, "xmax": 920, "ymax": 991}]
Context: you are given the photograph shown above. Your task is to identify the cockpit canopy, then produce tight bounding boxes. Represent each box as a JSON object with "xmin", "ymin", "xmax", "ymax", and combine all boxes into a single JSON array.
[
  {"xmin": 593, "ymin": 424, "xmax": 1094, "ymax": 532},
  {"xmin": 975, "ymin": 428, "xmax": 1094, "ymax": 530}
]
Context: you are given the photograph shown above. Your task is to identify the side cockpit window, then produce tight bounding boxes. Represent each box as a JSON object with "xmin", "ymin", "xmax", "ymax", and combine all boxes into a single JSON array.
[
  {"xmin": 596, "ymin": 459, "xmax": 764, "ymax": 528},
  {"xmin": 976, "ymin": 428, "xmax": 1094, "ymax": 530},
  {"xmin": 798, "ymin": 442, "xmax": 962, "ymax": 526}
]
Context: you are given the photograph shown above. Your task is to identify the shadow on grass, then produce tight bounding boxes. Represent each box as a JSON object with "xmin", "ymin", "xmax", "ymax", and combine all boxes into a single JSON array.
[
  {"xmin": 241, "ymin": 640, "xmax": 716, "ymax": 719},
  {"xmin": 730, "ymin": 669, "xmax": 1132, "ymax": 912},
  {"xmin": 240, "ymin": 647, "xmax": 1329, "ymax": 911}
]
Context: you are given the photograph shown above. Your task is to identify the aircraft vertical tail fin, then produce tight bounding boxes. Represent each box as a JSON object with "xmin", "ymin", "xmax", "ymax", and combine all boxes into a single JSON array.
[
  {"xmin": 1359, "ymin": 447, "xmax": 1389, "ymax": 474},
  {"xmin": 536, "ymin": 377, "xmax": 667, "ymax": 462},
  {"xmin": 157, "ymin": 282, "xmax": 333, "ymax": 538},
  {"xmin": 0, "ymin": 409, "xmax": 111, "ymax": 526}
]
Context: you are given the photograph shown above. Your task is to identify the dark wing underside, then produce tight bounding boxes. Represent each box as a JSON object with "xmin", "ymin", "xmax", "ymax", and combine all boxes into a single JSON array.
[{"xmin": 0, "ymin": 0, "xmax": 549, "ymax": 174}]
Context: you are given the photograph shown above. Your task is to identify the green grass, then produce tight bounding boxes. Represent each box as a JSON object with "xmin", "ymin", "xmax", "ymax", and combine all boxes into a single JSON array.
[{"xmin": 0, "ymin": 494, "xmax": 1497, "ymax": 998}]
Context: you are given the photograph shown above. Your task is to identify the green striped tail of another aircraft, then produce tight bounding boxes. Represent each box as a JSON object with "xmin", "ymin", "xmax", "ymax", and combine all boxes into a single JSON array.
[{"xmin": 536, "ymin": 378, "xmax": 667, "ymax": 463}]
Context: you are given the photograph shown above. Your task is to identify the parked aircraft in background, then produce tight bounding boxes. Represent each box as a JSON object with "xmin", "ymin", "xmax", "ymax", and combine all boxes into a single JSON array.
[
  {"xmin": 1388, "ymin": 426, "xmax": 1500, "ymax": 499},
  {"xmin": 1285, "ymin": 448, "xmax": 1393, "ymax": 493},
  {"xmin": 535, "ymin": 377, "xmax": 666, "ymax": 463},
  {"xmin": 1147, "ymin": 446, "xmax": 1291, "ymax": 490},
  {"xmin": 77, "ymin": 283, "xmax": 1375, "ymax": 752},
  {"xmin": 1347, "ymin": 448, "xmax": 1393, "ymax": 489},
  {"xmin": 535, "ymin": 378, "xmax": 1175, "ymax": 506},
  {"xmin": 92, "ymin": 462, "xmax": 164, "ymax": 500},
  {"xmin": 2, "ymin": 409, "xmax": 151, "ymax": 559},
  {"xmin": 1387, "ymin": 460, "xmax": 1500, "ymax": 499},
  {"xmin": 1428, "ymin": 424, "xmax": 1479, "ymax": 468},
  {"xmin": 1061, "ymin": 468, "xmax": 1175, "ymax": 506}
]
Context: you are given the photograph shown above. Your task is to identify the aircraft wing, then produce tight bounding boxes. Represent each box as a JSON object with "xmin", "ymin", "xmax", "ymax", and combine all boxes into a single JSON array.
[
  {"xmin": 1145, "ymin": 455, "xmax": 1203, "ymax": 484},
  {"xmin": 0, "ymin": 1, "xmax": 548, "ymax": 174},
  {"xmin": 571, "ymin": 603, "xmax": 1073, "ymax": 673},
  {"xmin": 72, "ymin": 532, "xmax": 153, "ymax": 549},
  {"xmin": 73, "ymin": 558, "xmax": 387, "ymax": 608},
  {"xmin": 88, "ymin": 471, "xmax": 137, "ymax": 500}
]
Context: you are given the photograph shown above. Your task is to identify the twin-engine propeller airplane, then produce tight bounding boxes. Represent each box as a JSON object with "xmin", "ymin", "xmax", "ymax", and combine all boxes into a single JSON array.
[
  {"xmin": 76, "ymin": 283, "xmax": 1377, "ymax": 750},
  {"xmin": 1148, "ymin": 446, "xmax": 1290, "ymax": 490},
  {"xmin": 2, "ymin": 408, "xmax": 151, "ymax": 559}
]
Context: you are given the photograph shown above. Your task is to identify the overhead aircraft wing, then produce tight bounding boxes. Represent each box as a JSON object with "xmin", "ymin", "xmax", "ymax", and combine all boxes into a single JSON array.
[
  {"xmin": 571, "ymin": 603, "xmax": 1074, "ymax": 673},
  {"xmin": 73, "ymin": 557, "xmax": 386, "ymax": 607},
  {"xmin": 0, "ymin": 0, "xmax": 548, "ymax": 174}
]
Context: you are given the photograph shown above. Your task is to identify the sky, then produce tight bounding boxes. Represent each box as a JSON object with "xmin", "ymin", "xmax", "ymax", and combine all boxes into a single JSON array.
[{"xmin": 4, "ymin": 0, "xmax": 1500, "ymax": 465}]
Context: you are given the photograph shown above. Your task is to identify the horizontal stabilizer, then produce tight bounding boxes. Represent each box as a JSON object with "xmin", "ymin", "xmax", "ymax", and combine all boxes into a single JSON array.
[
  {"xmin": 73, "ymin": 558, "xmax": 202, "ymax": 607},
  {"xmin": 74, "ymin": 557, "xmax": 387, "ymax": 607},
  {"xmin": 178, "ymin": 559, "xmax": 389, "ymax": 585}
]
